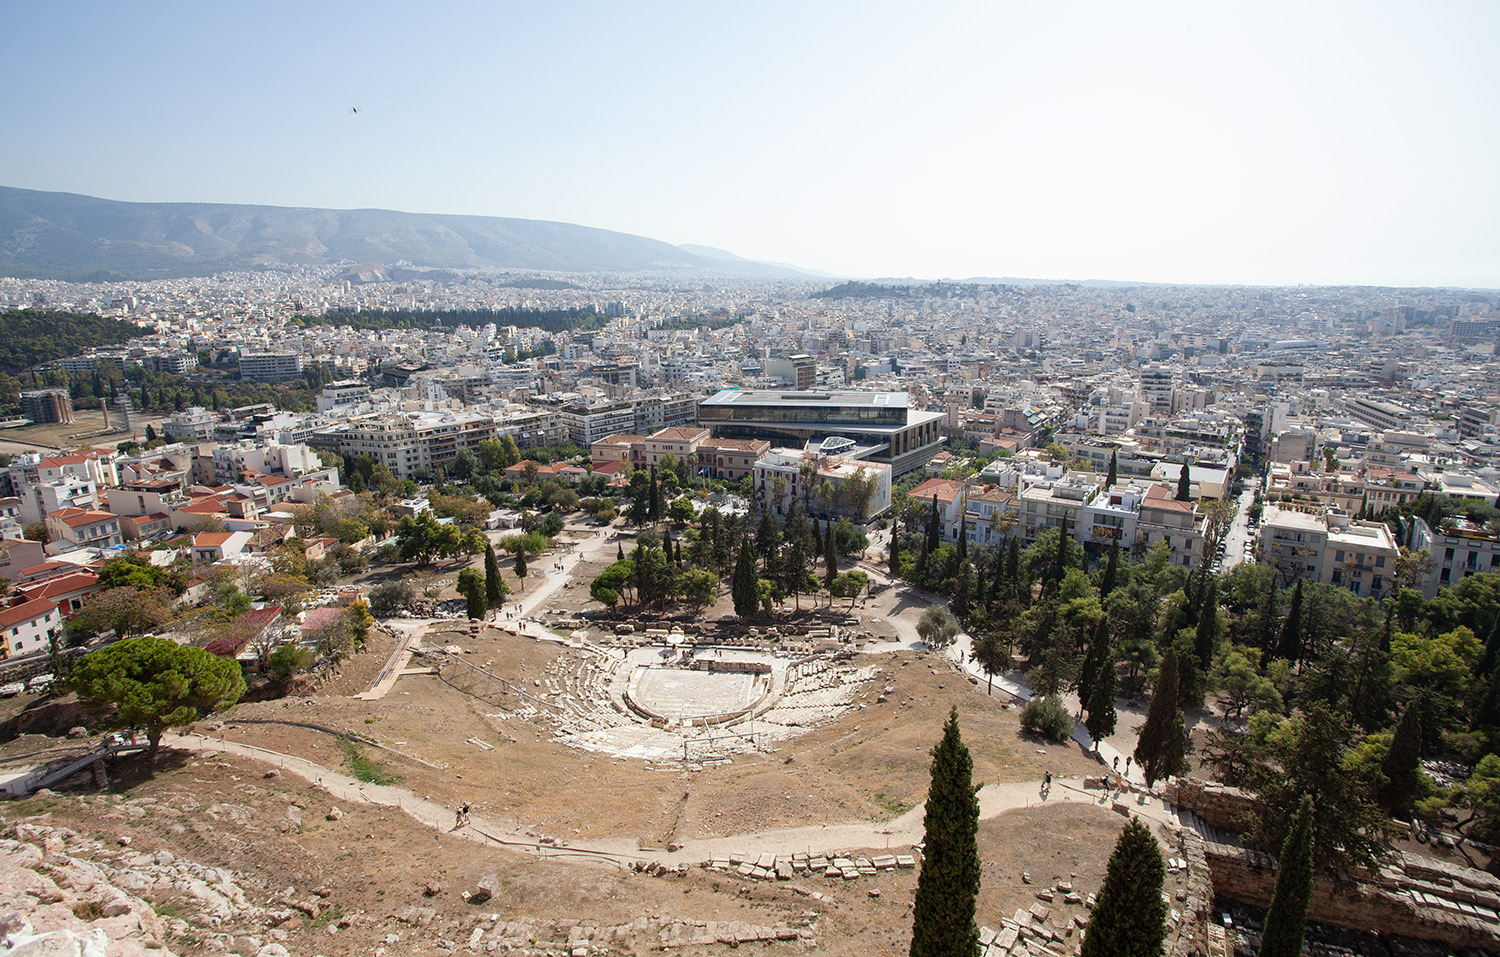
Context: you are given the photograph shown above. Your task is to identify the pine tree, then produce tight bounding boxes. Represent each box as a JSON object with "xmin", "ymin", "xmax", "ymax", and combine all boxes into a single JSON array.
[
  {"xmin": 909, "ymin": 709, "xmax": 981, "ymax": 957},
  {"xmin": 732, "ymin": 538, "xmax": 760, "ymax": 618},
  {"xmin": 1049, "ymin": 526, "xmax": 1068, "ymax": 591},
  {"xmin": 1100, "ymin": 540, "xmax": 1120, "ymax": 596},
  {"xmin": 458, "ymin": 568, "xmax": 486, "ymax": 621},
  {"xmin": 1194, "ymin": 579, "xmax": 1219, "ymax": 672},
  {"xmin": 926, "ymin": 493, "xmax": 942, "ymax": 553},
  {"xmin": 1134, "ymin": 650, "xmax": 1187, "ymax": 788},
  {"xmin": 1106, "ymin": 450, "xmax": 1118, "ymax": 490},
  {"xmin": 1277, "ymin": 579, "xmax": 1304, "ymax": 664},
  {"xmin": 1080, "ymin": 818, "xmax": 1167, "ymax": 957},
  {"xmin": 1176, "ymin": 462, "xmax": 1192, "ymax": 502},
  {"xmin": 484, "ymin": 543, "xmax": 506, "ymax": 608},
  {"xmin": 1380, "ymin": 701, "xmax": 1423, "ymax": 813},
  {"xmin": 1259, "ymin": 795, "xmax": 1316, "ymax": 957}
]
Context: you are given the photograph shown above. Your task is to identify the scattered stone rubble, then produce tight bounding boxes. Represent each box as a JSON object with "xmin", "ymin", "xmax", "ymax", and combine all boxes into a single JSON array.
[{"xmin": 703, "ymin": 850, "xmax": 916, "ymax": 883}]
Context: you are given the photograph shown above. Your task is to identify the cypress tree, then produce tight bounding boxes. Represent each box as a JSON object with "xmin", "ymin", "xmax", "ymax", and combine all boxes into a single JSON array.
[
  {"xmin": 649, "ymin": 466, "xmax": 662, "ymax": 522},
  {"xmin": 926, "ymin": 493, "xmax": 942, "ymax": 553},
  {"xmin": 514, "ymin": 548, "xmax": 528, "ymax": 589},
  {"xmin": 957, "ymin": 521, "xmax": 968, "ymax": 561},
  {"xmin": 824, "ymin": 520, "xmax": 839, "ymax": 592},
  {"xmin": 1101, "ymin": 540, "xmax": 1120, "ymax": 596},
  {"xmin": 1134, "ymin": 650, "xmax": 1187, "ymax": 788},
  {"xmin": 616, "ymin": 541, "xmax": 625, "ymax": 562},
  {"xmin": 1277, "ymin": 579, "xmax": 1304, "ymax": 664},
  {"xmin": 1050, "ymin": 527, "xmax": 1068, "ymax": 590},
  {"xmin": 1259, "ymin": 795, "xmax": 1317, "ymax": 957},
  {"xmin": 888, "ymin": 533, "xmax": 902, "ymax": 577},
  {"xmin": 909, "ymin": 708, "xmax": 981, "ymax": 957},
  {"xmin": 1006, "ymin": 539, "xmax": 1021, "ymax": 600},
  {"xmin": 1106, "ymin": 450, "xmax": 1118, "ymax": 490},
  {"xmin": 1479, "ymin": 615, "xmax": 1500, "ymax": 678},
  {"xmin": 1078, "ymin": 617, "xmax": 1110, "ymax": 712},
  {"xmin": 1080, "ymin": 818, "xmax": 1167, "ymax": 957},
  {"xmin": 1176, "ymin": 462, "xmax": 1192, "ymax": 501},
  {"xmin": 1475, "ymin": 666, "xmax": 1500, "ymax": 731},
  {"xmin": 1085, "ymin": 651, "xmax": 1118, "ymax": 745},
  {"xmin": 952, "ymin": 561, "xmax": 973, "ymax": 618},
  {"xmin": 1194, "ymin": 579, "xmax": 1219, "ymax": 672},
  {"xmin": 484, "ymin": 543, "xmax": 505, "ymax": 608},
  {"xmin": 459, "ymin": 569, "xmax": 486, "ymax": 621},
  {"xmin": 732, "ymin": 538, "xmax": 760, "ymax": 618},
  {"xmin": 756, "ymin": 510, "xmax": 780, "ymax": 571},
  {"xmin": 1259, "ymin": 579, "xmax": 1280, "ymax": 655},
  {"xmin": 1380, "ymin": 701, "xmax": 1423, "ymax": 814}
]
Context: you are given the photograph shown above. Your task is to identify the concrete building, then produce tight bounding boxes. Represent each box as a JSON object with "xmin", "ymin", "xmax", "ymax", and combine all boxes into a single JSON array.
[
  {"xmin": 753, "ymin": 447, "xmax": 892, "ymax": 522},
  {"xmin": 1260, "ymin": 505, "xmax": 1399, "ymax": 598},
  {"xmin": 238, "ymin": 352, "xmax": 305, "ymax": 383},
  {"xmin": 698, "ymin": 389, "xmax": 944, "ymax": 479},
  {"xmin": 311, "ymin": 410, "xmax": 496, "ymax": 480},
  {"xmin": 43, "ymin": 507, "xmax": 123, "ymax": 550},
  {"xmin": 0, "ymin": 598, "xmax": 62, "ymax": 659},
  {"xmin": 1414, "ymin": 517, "xmax": 1500, "ymax": 597}
]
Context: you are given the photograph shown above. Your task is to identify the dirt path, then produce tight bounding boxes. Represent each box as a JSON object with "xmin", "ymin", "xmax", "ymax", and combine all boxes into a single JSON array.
[{"xmin": 165, "ymin": 731, "xmax": 1174, "ymax": 868}]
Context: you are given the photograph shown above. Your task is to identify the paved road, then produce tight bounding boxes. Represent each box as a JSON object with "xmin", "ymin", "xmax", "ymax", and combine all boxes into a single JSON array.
[{"xmin": 1217, "ymin": 483, "xmax": 1260, "ymax": 572}]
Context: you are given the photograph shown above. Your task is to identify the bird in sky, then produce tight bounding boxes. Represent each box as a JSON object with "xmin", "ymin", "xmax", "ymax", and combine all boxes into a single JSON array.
[{"xmin": 350, "ymin": 107, "xmax": 360, "ymax": 114}]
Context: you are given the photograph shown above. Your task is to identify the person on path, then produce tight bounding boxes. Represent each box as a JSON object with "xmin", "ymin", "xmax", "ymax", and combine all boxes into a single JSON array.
[
  {"xmin": 1113, "ymin": 756, "xmax": 1120, "ymax": 772},
  {"xmin": 1042, "ymin": 770, "xmax": 1052, "ymax": 797},
  {"xmin": 456, "ymin": 804, "xmax": 470, "ymax": 829}
]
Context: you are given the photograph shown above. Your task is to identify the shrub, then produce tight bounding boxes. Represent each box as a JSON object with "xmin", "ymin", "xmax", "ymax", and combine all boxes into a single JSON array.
[
  {"xmin": 368, "ymin": 581, "xmax": 416, "ymax": 615},
  {"xmin": 1020, "ymin": 695, "xmax": 1073, "ymax": 744}
]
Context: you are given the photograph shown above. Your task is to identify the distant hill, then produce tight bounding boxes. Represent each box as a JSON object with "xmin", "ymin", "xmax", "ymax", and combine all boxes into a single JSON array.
[{"xmin": 0, "ymin": 186, "xmax": 816, "ymax": 281}]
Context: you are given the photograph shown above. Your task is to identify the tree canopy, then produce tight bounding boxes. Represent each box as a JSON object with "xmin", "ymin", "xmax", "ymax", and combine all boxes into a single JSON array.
[{"xmin": 69, "ymin": 636, "xmax": 245, "ymax": 758}]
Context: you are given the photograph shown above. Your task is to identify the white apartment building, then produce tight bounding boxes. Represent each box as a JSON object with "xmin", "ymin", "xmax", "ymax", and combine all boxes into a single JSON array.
[
  {"xmin": 312, "ymin": 410, "xmax": 496, "ymax": 480},
  {"xmin": 0, "ymin": 598, "xmax": 62, "ymax": 659},
  {"xmin": 754, "ymin": 448, "xmax": 892, "ymax": 522},
  {"xmin": 1260, "ymin": 505, "xmax": 1398, "ymax": 598},
  {"xmin": 239, "ymin": 352, "xmax": 305, "ymax": 382},
  {"xmin": 1414, "ymin": 517, "xmax": 1500, "ymax": 598}
]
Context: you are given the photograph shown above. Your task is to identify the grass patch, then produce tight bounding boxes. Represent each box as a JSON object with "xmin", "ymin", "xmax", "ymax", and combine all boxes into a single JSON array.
[
  {"xmin": 153, "ymin": 900, "xmax": 187, "ymax": 922},
  {"xmin": 338, "ymin": 737, "xmax": 402, "ymax": 786},
  {"xmin": 873, "ymin": 790, "xmax": 912, "ymax": 815}
]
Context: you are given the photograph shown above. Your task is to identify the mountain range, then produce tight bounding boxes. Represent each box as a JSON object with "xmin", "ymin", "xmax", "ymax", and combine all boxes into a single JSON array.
[{"xmin": 0, "ymin": 186, "xmax": 821, "ymax": 281}]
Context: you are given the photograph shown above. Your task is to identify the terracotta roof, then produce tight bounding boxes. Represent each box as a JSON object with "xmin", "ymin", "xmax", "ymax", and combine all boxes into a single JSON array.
[
  {"xmin": 701, "ymin": 438, "xmax": 771, "ymax": 453},
  {"xmin": 649, "ymin": 427, "xmax": 709, "ymax": 442},
  {"xmin": 1143, "ymin": 484, "xmax": 1197, "ymax": 512},
  {"xmin": 192, "ymin": 532, "xmax": 236, "ymax": 547},
  {"xmin": 49, "ymin": 508, "xmax": 119, "ymax": 528},
  {"xmin": 0, "ymin": 597, "xmax": 57, "ymax": 629},
  {"xmin": 38, "ymin": 455, "xmax": 88, "ymax": 468},
  {"xmin": 906, "ymin": 478, "xmax": 965, "ymax": 504},
  {"xmin": 17, "ymin": 570, "xmax": 100, "ymax": 601}
]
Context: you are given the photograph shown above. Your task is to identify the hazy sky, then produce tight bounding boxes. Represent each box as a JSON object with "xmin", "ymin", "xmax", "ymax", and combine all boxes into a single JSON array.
[{"xmin": 5, "ymin": 2, "xmax": 1497, "ymax": 287}]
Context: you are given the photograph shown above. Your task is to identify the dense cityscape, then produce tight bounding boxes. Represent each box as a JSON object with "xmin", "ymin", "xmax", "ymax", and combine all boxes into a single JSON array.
[{"xmin": 0, "ymin": 263, "xmax": 1498, "ymax": 956}]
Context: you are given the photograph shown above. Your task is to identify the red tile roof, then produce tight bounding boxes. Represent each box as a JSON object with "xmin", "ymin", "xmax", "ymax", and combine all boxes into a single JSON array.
[{"xmin": 0, "ymin": 598, "xmax": 57, "ymax": 629}]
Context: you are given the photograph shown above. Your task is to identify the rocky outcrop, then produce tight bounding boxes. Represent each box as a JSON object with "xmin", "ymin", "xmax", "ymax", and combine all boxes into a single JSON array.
[{"xmin": 0, "ymin": 827, "xmax": 176, "ymax": 957}]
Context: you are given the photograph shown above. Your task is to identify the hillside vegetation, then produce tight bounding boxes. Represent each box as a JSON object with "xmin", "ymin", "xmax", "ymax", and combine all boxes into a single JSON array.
[{"xmin": 0, "ymin": 309, "xmax": 140, "ymax": 374}]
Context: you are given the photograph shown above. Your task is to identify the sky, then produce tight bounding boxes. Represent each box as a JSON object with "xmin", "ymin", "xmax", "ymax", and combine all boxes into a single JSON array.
[{"xmin": 4, "ymin": 2, "xmax": 1498, "ymax": 287}]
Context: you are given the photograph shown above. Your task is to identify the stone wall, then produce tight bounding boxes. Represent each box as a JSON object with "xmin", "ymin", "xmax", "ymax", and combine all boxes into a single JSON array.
[
  {"xmin": 1203, "ymin": 841, "xmax": 1500, "ymax": 952},
  {"xmin": 1164, "ymin": 778, "xmax": 1257, "ymax": 834}
]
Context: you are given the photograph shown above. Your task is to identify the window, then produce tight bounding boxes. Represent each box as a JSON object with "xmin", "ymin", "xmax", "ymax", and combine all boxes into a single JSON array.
[{"xmin": 1375, "ymin": 555, "xmax": 1386, "ymax": 568}]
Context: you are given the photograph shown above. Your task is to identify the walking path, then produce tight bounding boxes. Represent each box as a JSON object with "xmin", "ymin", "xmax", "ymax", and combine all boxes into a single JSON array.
[
  {"xmin": 947, "ymin": 632, "xmax": 1150, "ymax": 788},
  {"xmin": 165, "ymin": 732, "xmax": 1174, "ymax": 868}
]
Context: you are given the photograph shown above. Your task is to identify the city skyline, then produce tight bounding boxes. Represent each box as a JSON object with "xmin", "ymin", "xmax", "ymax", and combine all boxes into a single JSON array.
[{"xmin": 4, "ymin": 2, "xmax": 1498, "ymax": 288}]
